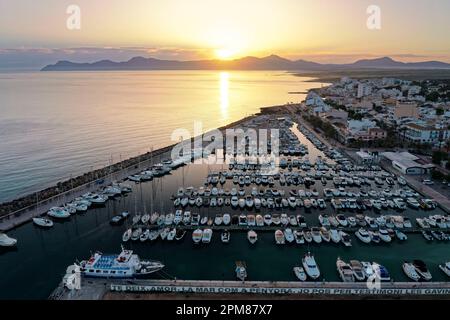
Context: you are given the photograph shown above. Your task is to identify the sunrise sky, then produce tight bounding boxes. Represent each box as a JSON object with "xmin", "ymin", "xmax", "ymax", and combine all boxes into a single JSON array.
[{"xmin": 0, "ymin": 0, "xmax": 449, "ymax": 69}]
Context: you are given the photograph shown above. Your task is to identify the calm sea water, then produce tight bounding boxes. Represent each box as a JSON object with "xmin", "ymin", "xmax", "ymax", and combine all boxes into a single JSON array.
[
  {"xmin": 0, "ymin": 70, "xmax": 323, "ymax": 203},
  {"xmin": 0, "ymin": 127, "xmax": 449, "ymax": 299}
]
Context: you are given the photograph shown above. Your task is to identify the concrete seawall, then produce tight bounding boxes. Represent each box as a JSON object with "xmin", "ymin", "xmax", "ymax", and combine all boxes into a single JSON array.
[{"xmin": 51, "ymin": 278, "xmax": 450, "ymax": 300}]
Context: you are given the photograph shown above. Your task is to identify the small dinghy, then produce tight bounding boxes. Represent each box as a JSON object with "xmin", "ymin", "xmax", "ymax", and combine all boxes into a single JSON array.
[
  {"xmin": 33, "ymin": 217, "xmax": 54, "ymax": 228},
  {"xmin": 293, "ymin": 266, "xmax": 307, "ymax": 281}
]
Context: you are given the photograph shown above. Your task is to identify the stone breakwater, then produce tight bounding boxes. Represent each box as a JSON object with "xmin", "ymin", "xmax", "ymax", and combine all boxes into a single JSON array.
[{"xmin": 0, "ymin": 112, "xmax": 262, "ymax": 218}]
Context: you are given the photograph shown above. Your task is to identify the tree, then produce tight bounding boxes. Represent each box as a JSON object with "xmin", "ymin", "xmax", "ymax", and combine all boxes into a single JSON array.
[
  {"xmin": 426, "ymin": 91, "xmax": 439, "ymax": 102},
  {"xmin": 436, "ymin": 107, "xmax": 444, "ymax": 116},
  {"xmin": 432, "ymin": 150, "xmax": 448, "ymax": 164}
]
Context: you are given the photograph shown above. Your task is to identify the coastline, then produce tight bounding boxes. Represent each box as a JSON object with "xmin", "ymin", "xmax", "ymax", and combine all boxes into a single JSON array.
[{"xmin": 0, "ymin": 109, "xmax": 281, "ymax": 231}]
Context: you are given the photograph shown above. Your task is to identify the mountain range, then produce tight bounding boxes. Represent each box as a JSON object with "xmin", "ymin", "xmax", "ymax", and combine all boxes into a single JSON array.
[{"xmin": 41, "ymin": 55, "xmax": 450, "ymax": 71}]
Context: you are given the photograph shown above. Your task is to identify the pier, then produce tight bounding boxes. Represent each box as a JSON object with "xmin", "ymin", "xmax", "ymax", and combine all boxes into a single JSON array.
[{"xmin": 51, "ymin": 278, "xmax": 450, "ymax": 300}]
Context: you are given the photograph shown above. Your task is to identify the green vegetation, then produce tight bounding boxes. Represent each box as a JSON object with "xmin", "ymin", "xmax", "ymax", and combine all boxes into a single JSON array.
[
  {"xmin": 302, "ymin": 114, "xmax": 338, "ymax": 140},
  {"xmin": 426, "ymin": 91, "xmax": 439, "ymax": 102},
  {"xmin": 432, "ymin": 150, "xmax": 449, "ymax": 164}
]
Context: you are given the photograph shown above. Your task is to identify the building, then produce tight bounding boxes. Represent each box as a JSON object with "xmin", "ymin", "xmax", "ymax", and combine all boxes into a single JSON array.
[
  {"xmin": 381, "ymin": 151, "xmax": 435, "ymax": 175},
  {"xmin": 403, "ymin": 123, "xmax": 450, "ymax": 147},
  {"xmin": 394, "ymin": 101, "xmax": 419, "ymax": 119},
  {"xmin": 355, "ymin": 150, "xmax": 380, "ymax": 164}
]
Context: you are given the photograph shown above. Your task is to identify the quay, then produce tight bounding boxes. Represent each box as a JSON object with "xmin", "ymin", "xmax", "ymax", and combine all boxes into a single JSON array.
[{"xmin": 50, "ymin": 278, "xmax": 450, "ymax": 300}]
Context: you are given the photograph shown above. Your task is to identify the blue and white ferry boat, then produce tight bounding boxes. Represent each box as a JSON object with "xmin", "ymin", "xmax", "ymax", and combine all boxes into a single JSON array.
[{"xmin": 79, "ymin": 247, "xmax": 164, "ymax": 278}]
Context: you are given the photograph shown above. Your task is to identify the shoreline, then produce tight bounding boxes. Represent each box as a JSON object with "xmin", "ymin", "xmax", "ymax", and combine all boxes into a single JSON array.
[{"xmin": 0, "ymin": 108, "xmax": 287, "ymax": 232}]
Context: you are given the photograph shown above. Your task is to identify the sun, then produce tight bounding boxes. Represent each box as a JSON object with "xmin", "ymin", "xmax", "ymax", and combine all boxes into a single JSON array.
[{"xmin": 215, "ymin": 48, "xmax": 237, "ymax": 60}]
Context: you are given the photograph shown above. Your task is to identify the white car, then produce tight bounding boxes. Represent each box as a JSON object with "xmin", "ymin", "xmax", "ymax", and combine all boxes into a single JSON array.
[{"xmin": 422, "ymin": 179, "xmax": 434, "ymax": 185}]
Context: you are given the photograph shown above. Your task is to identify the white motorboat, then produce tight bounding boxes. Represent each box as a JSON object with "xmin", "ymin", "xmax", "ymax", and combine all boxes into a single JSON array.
[
  {"xmin": 214, "ymin": 214, "xmax": 223, "ymax": 226},
  {"xmin": 355, "ymin": 228, "xmax": 371, "ymax": 244},
  {"xmin": 303, "ymin": 230, "xmax": 313, "ymax": 243},
  {"xmin": 221, "ymin": 230, "xmax": 230, "ymax": 243},
  {"xmin": 395, "ymin": 230, "xmax": 408, "ymax": 241},
  {"xmin": 254, "ymin": 198, "xmax": 261, "ymax": 209},
  {"xmin": 202, "ymin": 228, "xmax": 213, "ymax": 243},
  {"xmin": 336, "ymin": 258, "xmax": 355, "ymax": 282},
  {"xmin": 0, "ymin": 233, "xmax": 17, "ymax": 247},
  {"xmin": 294, "ymin": 230, "xmax": 305, "ymax": 244},
  {"xmin": 369, "ymin": 231, "xmax": 381, "ymax": 244},
  {"xmin": 361, "ymin": 261, "xmax": 374, "ymax": 279},
  {"xmin": 311, "ymin": 227, "xmax": 322, "ymax": 244},
  {"xmin": 330, "ymin": 229, "xmax": 340, "ymax": 243},
  {"xmin": 350, "ymin": 260, "xmax": 365, "ymax": 281},
  {"xmin": 122, "ymin": 229, "xmax": 132, "ymax": 242},
  {"xmin": 182, "ymin": 211, "xmax": 191, "ymax": 225},
  {"xmin": 32, "ymin": 217, "xmax": 54, "ymax": 228},
  {"xmin": 412, "ymin": 260, "xmax": 432, "ymax": 281},
  {"xmin": 336, "ymin": 214, "xmax": 348, "ymax": 227},
  {"xmin": 223, "ymin": 214, "xmax": 231, "ymax": 225},
  {"xmin": 263, "ymin": 214, "xmax": 272, "ymax": 226},
  {"xmin": 293, "ymin": 266, "xmax": 307, "ymax": 281},
  {"xmin": 231, "ymin": 196, "xmax": 239, "ymax": 208},
  {"xmin": 284, "ymin": 228, "xmax": 295, "ymax": 243},
  {"xmin": 274, "ymin": 229, "xmax": 285, "ymax": 244},
  {"xmin": 320, "ymin": 227, "xmax": 331, "ymax": 242},
  {"xmin": 438, "ymin": 262, "xmax": 450, "ymax": 277},
  {"xmin": 378, "ymin": 229, "xmax": 392, "ymax": 243},
  {"xmin": 302, "ymin": 252, "xmax": 320, "ymax": 280},
  {"xmin": 402, "ymin": 262, "xmax": 421, "ymax": 281},
  {"xmin": 339, "ymin": 231, "xmax": 352, "ymax": 247},
  {"xmin": 192, "ymin": 229, "xmax": 203, "ymax": 244},
  {"xmin": 247, "ymin": 230, "xmax": 258, "ymax": 244},
  {"xmin": 235, "ymin": 261, "xmax": 247, "ymax": 281}
]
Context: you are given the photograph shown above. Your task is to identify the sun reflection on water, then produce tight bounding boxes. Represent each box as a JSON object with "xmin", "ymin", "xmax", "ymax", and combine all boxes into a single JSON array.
[{"xmin": 219, "ymin": 72, "xmax": 229, "ymax": 121}]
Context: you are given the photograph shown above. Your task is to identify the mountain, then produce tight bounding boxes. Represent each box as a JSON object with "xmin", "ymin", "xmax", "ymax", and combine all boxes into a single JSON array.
[{"xmin": 41, "ymin": 55, "xmax": 450, "ymax": 71}]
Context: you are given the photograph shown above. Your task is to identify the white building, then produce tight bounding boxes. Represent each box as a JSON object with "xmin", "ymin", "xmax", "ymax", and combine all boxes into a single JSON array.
[{"xmin": 381, "ymin": 151, "xmax": 434, "ymax": 175}]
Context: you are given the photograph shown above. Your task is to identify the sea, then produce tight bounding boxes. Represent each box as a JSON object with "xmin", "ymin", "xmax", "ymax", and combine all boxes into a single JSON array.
[
  {"xmin": 0, "ymin": 70, "xmax": 323, "ymax": 203},
  {"xmin": 0, "ymin": 70, "xmax": 448, "ymax": 299}
]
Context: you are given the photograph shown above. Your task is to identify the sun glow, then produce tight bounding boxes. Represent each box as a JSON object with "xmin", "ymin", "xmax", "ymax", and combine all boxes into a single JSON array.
[{"xmin": 215, "ymin": 48, "xmax": 237, "ymax": 60}]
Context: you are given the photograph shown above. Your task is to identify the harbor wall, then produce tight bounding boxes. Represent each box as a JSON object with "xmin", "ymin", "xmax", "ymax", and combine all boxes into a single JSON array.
[
  {"xmin": 0, "ymin": 111, "xmax": 261, "ymax": 231},
  {"xmin": 51, "ymin": 279, "xmax": 450, "ymax": 300}
]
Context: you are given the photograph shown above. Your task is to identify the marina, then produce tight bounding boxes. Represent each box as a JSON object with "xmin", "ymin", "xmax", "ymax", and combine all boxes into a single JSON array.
[{"xmin": 1, "ymin": 111, "xmax": 449, "ymax": 299}]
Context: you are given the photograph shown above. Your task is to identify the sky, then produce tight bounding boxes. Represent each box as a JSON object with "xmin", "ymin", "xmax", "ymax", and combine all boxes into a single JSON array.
[{"xmin": 0, "ymin": 0, "xmax": 449, "ymax": 69}]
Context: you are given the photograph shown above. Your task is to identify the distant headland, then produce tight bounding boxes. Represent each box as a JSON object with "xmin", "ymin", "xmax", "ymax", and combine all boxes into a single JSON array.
[{"xmin": 41, "ymin": 55, "xmax": 450, "ymax": 72}]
